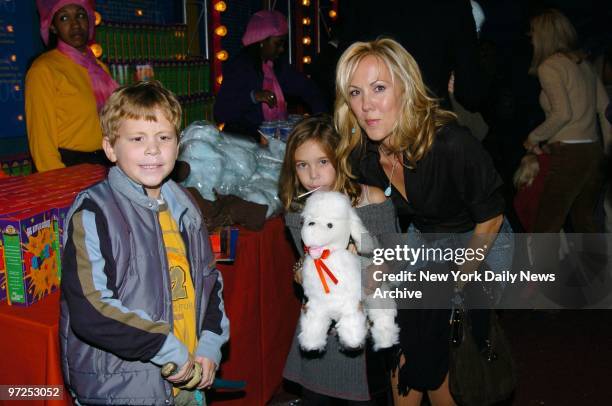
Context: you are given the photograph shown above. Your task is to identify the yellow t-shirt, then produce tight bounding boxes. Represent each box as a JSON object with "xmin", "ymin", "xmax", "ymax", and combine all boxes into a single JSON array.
[
  {"xmin": 25, "ymin": 50, "xmax": 109, "ymax": 172},
  {"xmin": 158, "ymin": 203, "xmax": 197, "ymax": 395}
]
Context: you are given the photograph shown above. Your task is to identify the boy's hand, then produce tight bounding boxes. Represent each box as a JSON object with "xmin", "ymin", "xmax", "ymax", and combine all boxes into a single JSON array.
[
  {"xmin": 195, "ymin": 356, "xmax": 217, "ymax": 389},
  {"xmin": 166, "ymin": 357, "xmax": 195, "ymax": 384}
]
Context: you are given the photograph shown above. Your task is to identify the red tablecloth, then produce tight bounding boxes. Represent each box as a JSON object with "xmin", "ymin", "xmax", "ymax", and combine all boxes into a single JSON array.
[
  {"xmin": 0, "ymin": 291, "xmax": 70, "ymax": 406},
  {"xmin": 0, "ymin": 216, "xmax": 300, "ymax": 406},
  {"xmin": 214, "ymin": 216, "xmax": 300, "ymax": 405}
]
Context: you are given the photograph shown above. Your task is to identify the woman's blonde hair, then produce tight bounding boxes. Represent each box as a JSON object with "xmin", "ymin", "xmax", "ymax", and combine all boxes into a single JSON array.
[
  {"xmin": 279, "ymin": 114, "xmax": 361, "ymax": 211},
  {"xmin": 529, "ymin": 8, "xmax": 582, "ymax": 74},
  {"xmin": 334, "ymin": 37, "xmax": 455, "ymax": 171},
  {"xmin": 100, "ymin": 80, "xmax": 182, "ymax": 145},
  {"xmin": 513, "ymin": 153, "xmax": 540, "ymax": 190}
]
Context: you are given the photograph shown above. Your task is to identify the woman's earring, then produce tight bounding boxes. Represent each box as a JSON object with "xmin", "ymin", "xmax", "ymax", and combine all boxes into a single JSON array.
[{"xmin": 351, "ymin": 127, "xmax": 356, "ymax": 134}]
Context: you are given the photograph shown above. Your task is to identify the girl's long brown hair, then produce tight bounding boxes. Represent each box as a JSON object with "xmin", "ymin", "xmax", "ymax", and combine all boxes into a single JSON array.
[{"xmin": 279, "ymin": 114, "xmax": 361, "ymax": 211}]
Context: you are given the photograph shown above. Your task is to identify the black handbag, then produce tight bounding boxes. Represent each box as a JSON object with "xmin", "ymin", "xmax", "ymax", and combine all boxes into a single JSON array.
[{"xmin": 449, "ymin": 308, "xmax": 517, "ymax": 406}]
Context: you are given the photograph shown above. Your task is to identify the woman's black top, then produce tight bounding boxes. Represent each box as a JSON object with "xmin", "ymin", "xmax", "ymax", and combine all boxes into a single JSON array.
[{"xmin": 355, "ymin": 122, "xmax": 504, "ymax": 233}]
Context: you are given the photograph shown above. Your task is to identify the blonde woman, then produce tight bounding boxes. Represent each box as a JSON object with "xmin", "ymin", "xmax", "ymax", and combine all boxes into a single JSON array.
[
  {"xmin": 335, "ymin": 38, "xmax": 513, "ymax": 406},
  {"xmin": 524, "ymin": 9, "xmax": 610, "ymax": 232}
]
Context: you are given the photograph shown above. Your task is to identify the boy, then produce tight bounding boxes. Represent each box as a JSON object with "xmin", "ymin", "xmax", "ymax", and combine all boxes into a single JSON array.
[{"xmin": 60, "ymin": 81, "xmax": 229, "ymax": 405}]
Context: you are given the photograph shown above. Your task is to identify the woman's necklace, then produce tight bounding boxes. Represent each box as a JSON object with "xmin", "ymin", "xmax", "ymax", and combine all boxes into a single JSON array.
[
  {"xmin": 384, "ymin": 157, "xmax": 398, "ymax": 197},
  {"xmin": 379, "ymin": 144, "xmax": 399, "ymax": 197}
]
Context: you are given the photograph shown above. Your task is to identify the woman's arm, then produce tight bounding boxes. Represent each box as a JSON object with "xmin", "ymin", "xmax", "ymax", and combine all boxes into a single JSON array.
[
  {"xmin": 527, "ymin": 57, "xmax": 572, "ymax": 145},
  {"xmin": 595, "ymin": 73, "xmax": 611, "ymax": 153},
  {"xmin": 458, "ymin": 214, "xmax": 504, "ymax": 285},
  {"xmin": 25, "ymin": 63, "xmax": 64, "ymax": 171}
]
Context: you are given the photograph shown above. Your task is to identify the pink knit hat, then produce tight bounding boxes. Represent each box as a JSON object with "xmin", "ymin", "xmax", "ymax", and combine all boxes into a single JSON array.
[
  {"xmin": 241, "ymin": 10, "xmax": 288, "ymax": 46},
  {"xmin": 36, "ymin": 0, "xmax": 96, "ymax": 45}
]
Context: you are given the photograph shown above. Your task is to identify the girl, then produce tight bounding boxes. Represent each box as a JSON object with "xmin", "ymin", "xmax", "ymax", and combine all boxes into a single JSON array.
[{"xmin": 279, "ymin": 114, "xmax": 397, "ymax": 405}]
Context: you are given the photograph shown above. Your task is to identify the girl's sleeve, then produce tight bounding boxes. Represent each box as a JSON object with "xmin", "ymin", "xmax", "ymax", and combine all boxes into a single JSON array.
[
  {"xmin": 25, "ymin": 63, "xmax": 65, "ymax": 172},
  {"xmin": 62, "ymin": 201, "xmax": 188, "ymax": 367}
]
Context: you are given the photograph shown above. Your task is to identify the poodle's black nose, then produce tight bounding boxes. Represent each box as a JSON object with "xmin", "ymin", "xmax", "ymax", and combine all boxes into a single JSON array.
[{"xmin": 327, "ymin": 223, "xmax": 333, "ymax": 228}]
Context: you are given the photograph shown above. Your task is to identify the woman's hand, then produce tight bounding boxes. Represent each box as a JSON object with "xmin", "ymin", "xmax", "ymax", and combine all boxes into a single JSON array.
[
  {"xmin": 254, "ymin": 90, "xmax": 278, "ymax": 107},
  {"xmin": 523, "ymin": 138, "xmax": 537, "ymax": 151}
]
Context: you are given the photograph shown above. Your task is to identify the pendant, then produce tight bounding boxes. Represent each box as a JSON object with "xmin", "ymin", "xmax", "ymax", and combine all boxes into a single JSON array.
[{"xmin": 384, "ymin": 185, "xmax": 392, "ymax": 197}]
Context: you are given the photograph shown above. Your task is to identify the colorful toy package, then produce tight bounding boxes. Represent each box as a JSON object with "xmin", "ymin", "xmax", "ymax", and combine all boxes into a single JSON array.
[
  {"xmin": 0, "ymin": 164, "xmax": 107, "ymax": 305},
  {"xmin": 0, "ymin": 209, "xmax": 59, "ymax": 305}
]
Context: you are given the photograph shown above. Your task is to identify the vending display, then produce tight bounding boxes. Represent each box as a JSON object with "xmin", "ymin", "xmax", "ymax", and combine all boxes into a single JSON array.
[{"xmin": 96, "ymin": 22, "xmax": 214, "ymax": 127}]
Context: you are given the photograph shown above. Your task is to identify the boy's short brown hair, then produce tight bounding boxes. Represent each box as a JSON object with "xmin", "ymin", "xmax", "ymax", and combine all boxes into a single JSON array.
[{"xmin": 100, "ymin": 80, "xmax": 182, "ymax": 145}]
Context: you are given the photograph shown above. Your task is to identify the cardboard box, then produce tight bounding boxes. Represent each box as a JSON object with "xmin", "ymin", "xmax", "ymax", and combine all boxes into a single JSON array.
[
  {"xmin": 209, "ymin": 227, "xmax": 239, "ymax": 262},
  {"xmin": 0, "ymin": 164, "xmax": 107, "ymax": 304},
  {"xmin": 0, "ymin": 208, "xmax": 60, "ymax": 306}
]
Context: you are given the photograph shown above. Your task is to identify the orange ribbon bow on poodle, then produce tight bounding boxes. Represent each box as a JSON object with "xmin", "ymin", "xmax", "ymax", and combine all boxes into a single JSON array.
[{"xmin": 305, "ymin": 247, "xmax": 338, "ymax": 294}]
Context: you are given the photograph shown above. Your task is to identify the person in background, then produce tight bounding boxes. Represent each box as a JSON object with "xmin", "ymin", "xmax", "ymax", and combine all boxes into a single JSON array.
[
  {"xmin": 214, "ymin": 10, "xmax": 326, "ymax": 141},
  {"xmin": 26, "ymin": 0, "xmax": 118, "ymax": 172},
  {"xmin": 523, "ymin": 9, "xmax": 610, "ymax": 232},
  {"xmin": 61, "ymin": 81, "xmax": 229, "ymax": 405},
  {"xmin": 279, "ymin": 114, "xmax": 395, "ymax": 405}
]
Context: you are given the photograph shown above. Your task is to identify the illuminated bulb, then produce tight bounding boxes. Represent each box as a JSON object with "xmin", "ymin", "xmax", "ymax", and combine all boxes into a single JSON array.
[
  {"xmin": 94, "ymin": 11, "xmax": 102, "ymax": 26},
  {"xmin": 218, "ymin": 123, "xmax": 225, "ymax": 131},
  {"xmin": 214, "ymin": 25, "xmax": 227, "ymax": 37},
  {"xmin": 214, "ymin": 1, "xmax": 227, "ymax": 12},
  {"xmin": 216, "ymin": 75, "xmax": 223, "ymax": 85},
  {"xmin": 17, "ymin": 115, "xmax": 24, "ymax": 121},
  {"xmin": 302, "ymin": 56, "xmax": 311, "ymax": 64},
  {"xmin": 135, "ymin": 9, "xmax": 144, "ymax": 17},
  {"xmin": 329, "ymin": 10, "xmax": 337, "ymax": 18},
  {"xmin": 7, "ymin": 25, "xmax": 14, "ymax": 33},
  {"xmin": 302, "ymin": 0, "xmax": 310, "ymax": 6},
  {"xmin": 14, "ymin": 84, "xmax": 20, "ymax": 92},
  {"xmin": 302, "ymin": 36, "xmax": 311, "ymax": 45},
  {"xmin": 216, "ymin": 50, "xmax": 229, "ymax": 61},
  {"xmin": 10, "ymin": 54, "xmax": 16, "ymax": 62},
  {"xmin": 90, "ymin": 43, "xmax": 103, "ymax": 58},
  {"xmin": 302, "ymin": 17, "xmax": 311, "ymax": 25}
]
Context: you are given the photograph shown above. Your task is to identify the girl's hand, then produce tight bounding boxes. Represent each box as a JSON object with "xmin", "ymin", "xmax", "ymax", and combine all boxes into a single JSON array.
[
  {"xmin": 348, "ymin": 243, "xmax": 358, "ymax": 254},
  {"xmin": 254, "ymin": 90, "xmax": 277, "ymax": 107},
  {"xmin": 195, "ymin": 356, "xmax": 217, "ymax": 390},
  {"xmin": 293, "ymin": 257, "xmax": 304, "ymax": 285}
]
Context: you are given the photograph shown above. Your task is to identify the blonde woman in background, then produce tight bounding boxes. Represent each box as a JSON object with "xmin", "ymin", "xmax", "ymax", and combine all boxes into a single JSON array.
[{"xmin": 523, "ymin": 9, "xmax": 610, "ymax": 232}]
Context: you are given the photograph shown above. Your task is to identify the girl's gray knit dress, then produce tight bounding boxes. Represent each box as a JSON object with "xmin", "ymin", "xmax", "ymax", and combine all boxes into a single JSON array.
[{"xmin": 282, "ymin": 200, "xmax": 398, "ymax": 401}]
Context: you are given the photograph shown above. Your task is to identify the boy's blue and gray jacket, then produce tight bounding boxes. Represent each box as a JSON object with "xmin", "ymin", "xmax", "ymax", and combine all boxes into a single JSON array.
[{"xmin": 60, "ymin": 167, "xmax": 229, "ymax": 405}]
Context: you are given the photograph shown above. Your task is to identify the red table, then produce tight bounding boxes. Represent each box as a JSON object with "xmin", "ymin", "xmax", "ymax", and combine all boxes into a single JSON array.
[
  {"xmin": 214, "ymin": 216, "xmax": 301, "ymax": 405},
  {"xmin": 0, "ymin": 216, "xmax": 300, "ymax": 406},
  {"xmin": 0, "ymin": 291, "xmax": 70, "ymax": 406}
]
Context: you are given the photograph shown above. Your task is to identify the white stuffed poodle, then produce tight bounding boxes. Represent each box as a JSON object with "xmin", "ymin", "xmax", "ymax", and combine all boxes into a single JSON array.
[{"xmin": 299, "ymin": 191, "xmax": 399, "ymax": 352}]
